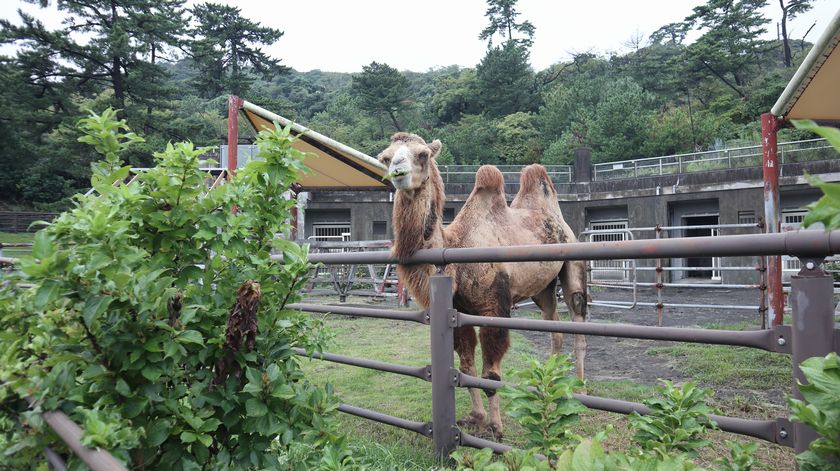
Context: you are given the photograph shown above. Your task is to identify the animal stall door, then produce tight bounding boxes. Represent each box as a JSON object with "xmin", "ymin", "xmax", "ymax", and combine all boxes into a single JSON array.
[
  {"xmin": 681, "ymin": 214, "xmax": 720, "ymax": 281},
  {"xmin": 589, "ymin": 220, "xmax": 629, "ymax": 281}
]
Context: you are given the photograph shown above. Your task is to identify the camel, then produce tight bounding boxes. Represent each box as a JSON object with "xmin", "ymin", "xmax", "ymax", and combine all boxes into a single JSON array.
[{"xmin": 378, "ymin": 132, "xmax": 588, "ymax": 439}]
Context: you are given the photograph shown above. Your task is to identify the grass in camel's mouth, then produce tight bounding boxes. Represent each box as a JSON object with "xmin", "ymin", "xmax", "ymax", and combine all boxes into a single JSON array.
[{"xmin": 383, "ymin": 169, "xmax": 409, "ymax": 181}]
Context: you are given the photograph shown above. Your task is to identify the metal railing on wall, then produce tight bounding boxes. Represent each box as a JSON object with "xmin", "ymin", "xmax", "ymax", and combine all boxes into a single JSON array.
[
  {"xmin": 592, "ymin": 138, "xmax": 833, "ymax": 181},
  {"xmin": 438, "ymin": 164, "xmax": 572, "ymax": 186},
  {"xmin": 0, "ymin": 212, "xmax": 58, "ymax": 233},
  {"xmin": 285, "ymin": 230, "xmax": 840, "ymax": 458}
]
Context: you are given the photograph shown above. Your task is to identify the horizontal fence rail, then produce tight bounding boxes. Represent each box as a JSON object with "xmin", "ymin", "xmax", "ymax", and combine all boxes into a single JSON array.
[
  {"xmin": 291, "ymin": 229, "xmax": 840, "ymax": 458},
  {"xmin": 286, "ymin": 230, "xmax": 840, "ymax": 265},
  {"xmin": 25, "ymin": 398, "xmax": 127, "ymax": 471},
  {"xmin": 456, "ymin": 313, "xmax": 791, "ymax": 353}
]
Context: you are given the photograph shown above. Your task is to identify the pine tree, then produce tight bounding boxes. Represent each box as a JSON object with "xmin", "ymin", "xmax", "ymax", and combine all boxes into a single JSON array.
[
  {"xmin": 0, "ymin": 0, "xmax": 186, "ymax": 117},
  {"xmin": 478, "ymin": 0, "xmax": 535, "ymax": 47},
  {"xmin": 188, "ymin": 2, "xmax": 287, "ymax": 98},
  {"xmin": 350, "ymin": 62, "xmax": 411, "ymax": 132}
]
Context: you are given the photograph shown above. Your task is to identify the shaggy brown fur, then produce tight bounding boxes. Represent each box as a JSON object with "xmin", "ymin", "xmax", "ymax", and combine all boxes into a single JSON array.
[{"xmin": 378, "ymin": 133, "xmax": 588, "ymax": 439}]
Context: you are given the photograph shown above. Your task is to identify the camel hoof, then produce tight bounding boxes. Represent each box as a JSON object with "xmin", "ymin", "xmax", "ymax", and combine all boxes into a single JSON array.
[
  {"xmin": 487, "ymin": 423, "xmax": 504, "ymax": 441},
  {"xmin": 457, "ymin": 413, "xmax": 485, "ymax": 430}
]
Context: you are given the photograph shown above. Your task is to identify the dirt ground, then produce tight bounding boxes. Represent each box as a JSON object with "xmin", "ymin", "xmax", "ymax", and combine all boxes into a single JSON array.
[{"xmin": 515, "ymin": 285, "xmax": 781, "ymax": 403}]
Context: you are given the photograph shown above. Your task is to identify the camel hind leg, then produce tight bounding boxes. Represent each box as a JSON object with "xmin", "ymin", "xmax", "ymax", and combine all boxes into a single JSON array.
[
  {"xmin": 560, "ymin": 259, "xmax": 587, "ymax": 380},
  {"xmin": 531, "ymin": 278, "xmax": 564, "ymax": 355}
]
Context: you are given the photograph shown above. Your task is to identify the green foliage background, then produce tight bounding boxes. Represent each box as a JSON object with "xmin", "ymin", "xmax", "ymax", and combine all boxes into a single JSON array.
[{"xmin": 0, "ymin": 0, "xmax": 825, "ymax": 210}]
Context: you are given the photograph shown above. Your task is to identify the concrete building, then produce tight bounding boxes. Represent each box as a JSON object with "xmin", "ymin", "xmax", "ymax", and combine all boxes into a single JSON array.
[{"xmin": 300, "ymin": 140, "xmax": 838, "ymax": 285}]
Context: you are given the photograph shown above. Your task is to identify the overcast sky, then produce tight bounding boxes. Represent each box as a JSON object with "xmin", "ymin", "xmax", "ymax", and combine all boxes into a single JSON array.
[{"xmin": 1, "ymin": 0, "xmax": 838, "ymax": 73}]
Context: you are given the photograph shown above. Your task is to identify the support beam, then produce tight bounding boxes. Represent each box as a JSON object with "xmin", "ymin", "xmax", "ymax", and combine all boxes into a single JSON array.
[
  {"xmin": 227, "ymin": 95, "xmax": 244, "ymax": 175},
  {"xmin": 429, "ymin": 270, "xmax": 457, "ymax": 458},
  {"xmin": 761, "ymin": 112, "xmax": 784, "ymax": 327},
  {"xmin": 789, "ymin": 260, "xmax": 835, "ymax": 457}
]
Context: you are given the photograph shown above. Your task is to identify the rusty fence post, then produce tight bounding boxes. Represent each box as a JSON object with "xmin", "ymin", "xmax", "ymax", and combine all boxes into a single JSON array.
[
  {"xmin": 430, "ymin": 267, "xmax": 457, "ymax": 458},
  {"xmin": 789, "ymin": 258, "xmax": 835, "ymax": 458}
]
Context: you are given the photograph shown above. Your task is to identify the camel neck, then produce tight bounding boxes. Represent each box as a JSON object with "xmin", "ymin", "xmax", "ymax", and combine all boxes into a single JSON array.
[{"xmin": 392, "ymin": 167, "xmax": 445, "ymax": 261}]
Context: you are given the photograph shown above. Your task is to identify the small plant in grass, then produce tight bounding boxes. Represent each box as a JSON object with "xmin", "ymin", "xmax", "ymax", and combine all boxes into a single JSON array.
[
  {"xmin": 788, "ymin": 352, "xmax": 840, "ymax": 471},
  {"xmin": 0, "ymin": 109, "xmax": 342, "ymax": 469},
  {"xmin": 500, "ymin": 354, "xmax": 588, "ymax": 461},
  {"xmin": 715, "ymin": 440, "xmax": 761, "ymax": 471},
  {"xmin": 629, "ymin": 380, "xmax": 718, "ymax": 458}
]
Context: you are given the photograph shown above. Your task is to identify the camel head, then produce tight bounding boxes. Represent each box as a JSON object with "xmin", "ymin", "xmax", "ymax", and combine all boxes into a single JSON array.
[{"xmin": 378, "ymin": 132, "xmax": 442, "ymax": 191}]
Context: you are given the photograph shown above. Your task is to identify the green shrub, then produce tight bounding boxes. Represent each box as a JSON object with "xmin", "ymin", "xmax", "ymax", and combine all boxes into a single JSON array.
[
  {"xmin": 0, "ymin": 109, "xmax": 339, "ymax": 469},
  {"xmin": 449, "ymin": 356, "xmax": 757, "ymax": 470},
  {"xmin": 789, "ymin": 353, "xmax": 840, "ymax": 471},
  {"xmin": 500, "ymin": 354, "xmax": 587, "ymax": 461},
  {"xmin": 629, "ymin": 380, "xmax": 717, "ymax": 458}
]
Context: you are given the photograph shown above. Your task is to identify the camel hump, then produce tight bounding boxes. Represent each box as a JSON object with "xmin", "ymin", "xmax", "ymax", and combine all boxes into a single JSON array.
[
  {"xmin": 518, "ymin": 164, "xmax": 556, "ymax": 199},
  {"xmin": 474, "ymin": 165, "xmax": 505, "ymax": 194}
]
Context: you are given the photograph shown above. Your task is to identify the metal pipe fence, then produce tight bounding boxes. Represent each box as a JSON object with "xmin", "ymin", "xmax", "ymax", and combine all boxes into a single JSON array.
[
  {"xmin": 591, "ymin": 138, "xmax": 833, "ymax": 181},
  {"xmin": 23, "ymin": 397, "xmax": 127, "ymax": 471},
  {"xmin": 289, "ymin": 230, "xmax": 840, "ymax": 458},
  {"xmin": 437, "ymin": 165, "xmax": 573, "ymax": 186}
]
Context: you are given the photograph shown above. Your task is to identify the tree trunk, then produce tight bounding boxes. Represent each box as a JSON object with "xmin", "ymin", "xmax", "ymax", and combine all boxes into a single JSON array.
[
  {"xmin": 387, "ymin": 110, "xmax": 402, "ymax": 131},
  {"xmin": 145, "ymin": 43, "xmax": 156, "ymax": 133},
  {"xmin": 699, "ymin": 59, "xmax": 745, "ymax": 98},
  {"xmin": 780, "ymin": 0, "xmax": 792, "ymax": 67},
  {"xmin": 110, "ymin": 0, "xmax": 126, "ymax": 117}
]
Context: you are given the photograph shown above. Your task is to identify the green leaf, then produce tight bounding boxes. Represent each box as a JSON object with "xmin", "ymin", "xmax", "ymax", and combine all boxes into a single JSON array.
[
  {"xmin": 180, "ymin": 431, "xmax": 197, "ymax": 443},
  {"xmin": 245, "ymin": 398, "xmax": 268, "ymax": 417},
  {"xmin": 31, "ymin": 230, "xmax": 54, "ymax": 260},
  {"xmin": 83, "ymin": 295, "xmax": 113, "ymax": 326},
  {"xmin": 115, "ymin": 378, "xmax": 131, "ymax": 397},
  {"xmin": 141, "ymin": 366, "xmax": 163, "ymax": 382},
  {"xmin": 146, "ymin": 419, "xmax": 171, "ymax": 447},
  {"xmin": 176, "ymin": 330, "xmax": 204, "ymax": 346},
  {"xmin": 793, "ymin": 120, "xmax": 840, "ymax": 152},
  {"xmin": 34, "ymin": 280, "xmax": 61, "ymax": 310}
]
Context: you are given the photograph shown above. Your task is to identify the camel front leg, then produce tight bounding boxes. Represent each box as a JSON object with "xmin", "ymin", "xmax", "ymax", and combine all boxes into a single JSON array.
[
  {"xmin": 560, "ymin": 260, "xmax": 588, "ymax": 380},
  {"xmin": 479, "ymin": 324, "xmax": 510, "ymax": 440},
  {"xmin": 454, "ymin": 326, "xmax": 486, "ymax": 429}
]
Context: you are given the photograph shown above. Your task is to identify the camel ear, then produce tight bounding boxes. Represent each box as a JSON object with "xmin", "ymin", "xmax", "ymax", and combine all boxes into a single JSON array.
[{"xmin": 428, "ymin": 140, "xmax": 442, "ymax": 159}]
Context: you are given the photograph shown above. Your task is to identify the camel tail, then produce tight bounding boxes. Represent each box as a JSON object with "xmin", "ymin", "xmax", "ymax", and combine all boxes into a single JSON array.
[{"xmin": 473, "ymin": 165, "xmax": 505, "ymax": 195}]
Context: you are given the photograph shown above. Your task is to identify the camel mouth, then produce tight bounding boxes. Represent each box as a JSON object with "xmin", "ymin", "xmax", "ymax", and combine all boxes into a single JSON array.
[{"xmin": 383, "ymin": 169, "xmax": 410, "ymax": 181}]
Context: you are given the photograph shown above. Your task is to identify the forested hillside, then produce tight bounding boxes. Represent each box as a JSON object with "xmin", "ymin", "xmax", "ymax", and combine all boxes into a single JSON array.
[{"xmin": 0, "ymin": 0, "xmax": 822, "ymax": 210}]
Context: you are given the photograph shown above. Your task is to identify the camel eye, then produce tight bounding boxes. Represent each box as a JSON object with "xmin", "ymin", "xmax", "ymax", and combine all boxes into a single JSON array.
[
  {"xmin": 381, "ymin": 156, "xmax": 391, "ymax": 165},
  {"xmin": 418, "ymin": 151, "xmax": 429, "ymax": 162}
]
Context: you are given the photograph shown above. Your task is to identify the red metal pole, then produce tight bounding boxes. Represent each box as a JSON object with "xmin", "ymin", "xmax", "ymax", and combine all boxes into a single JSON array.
[
  {"xmin": 290, "ymin": 192, "xmax": 299, "ymax": 240},
  {"xmin": 227, "ymin": 95, "xmax": 243, "ymax": 176},
  {"xmin": 761, "ymin": 112, "xmax": 784, "ymax": 327}
]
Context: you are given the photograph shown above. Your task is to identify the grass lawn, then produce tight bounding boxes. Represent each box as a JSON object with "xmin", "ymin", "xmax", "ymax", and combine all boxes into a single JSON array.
[
  {"xmin": 298, "ymin": 309, "xmax": 794, "ymax": 469},
  {"xmin": 0, "ymin": 232, "xmax": 34, "ymax": 258},
  {"xmin": 645, "ymin": 344, "xmax": 791, "ymax": 390}
]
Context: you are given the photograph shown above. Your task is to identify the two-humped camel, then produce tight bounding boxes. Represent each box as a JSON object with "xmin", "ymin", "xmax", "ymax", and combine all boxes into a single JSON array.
[{"xmin": 377, "ymin": 132, "xmax": 588, "ymax": 439}]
